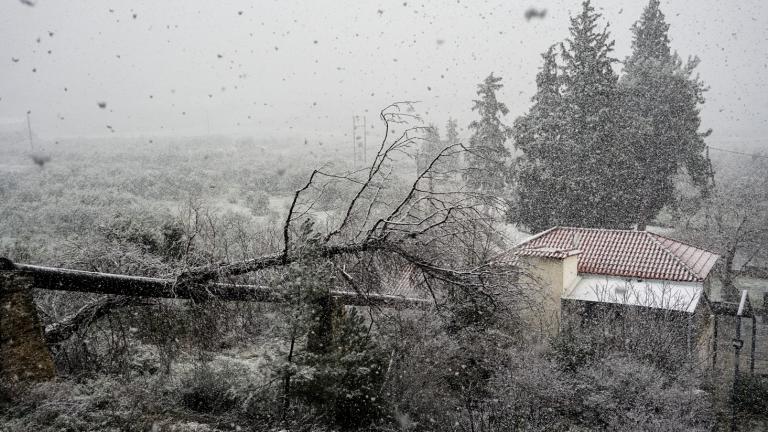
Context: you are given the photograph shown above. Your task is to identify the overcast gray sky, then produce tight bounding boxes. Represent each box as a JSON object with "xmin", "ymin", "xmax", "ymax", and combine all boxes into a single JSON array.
[{"xmin": 1, "ymin": 0, "xmax": 766, "ymax": 146}]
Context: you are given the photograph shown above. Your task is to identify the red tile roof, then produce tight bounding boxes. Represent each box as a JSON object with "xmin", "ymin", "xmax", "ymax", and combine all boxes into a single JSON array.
[{"xmin": 515, "ymin": 227, "xmax": 720, "ymax": 282}]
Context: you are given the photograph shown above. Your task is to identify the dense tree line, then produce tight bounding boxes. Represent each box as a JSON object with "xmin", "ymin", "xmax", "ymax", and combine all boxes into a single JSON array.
[{"xmin": 463, "ymin": 0, "xmax": 713, "ymax": 231}]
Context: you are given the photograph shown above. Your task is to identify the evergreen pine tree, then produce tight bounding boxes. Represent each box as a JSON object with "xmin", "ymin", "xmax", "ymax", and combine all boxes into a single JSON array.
[
  {"xmin": 510, "ymin": 46, "xmax": 567, "ymax": 232},
  {"xmin": 621, "ymin": 0, "xmax": 713, "ymax": 228},
  {"xmin": 418, "ymin": 124, "xmax": 443, "ymax": 192},
  {"xmin": 441, "ymin": 117, "xmax": 461, "ymax": 175},
  {"xmin": 464, "ymin": 73, "xmax": 512, "ymax": 195},
  {"xmin": 558, "ymin": 0, "xmax": 633, "ymax": 228},
  {"xmin": 418, "ymin": 123, "xmax": 442, "ymax": 173},
  {"xmin": 628, "ymin": 0, "xmax": 671, "ymax": 63},
  {"xmin": 512, "ymin": 1, "xmax": 633, "ymax": 230}
]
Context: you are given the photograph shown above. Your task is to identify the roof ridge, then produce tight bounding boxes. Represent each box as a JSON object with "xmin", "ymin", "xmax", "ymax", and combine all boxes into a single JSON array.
[
  {"xmin": 514, "ymin": 226, "xmax": 560, "ymax": 248},
  {"xmin": 557, "ymin": 226, "xmax": 640, "ymax": 233},
  {"xmin": 644, "ymin": 231, "xmax": 702, "ymax": 282},
  {"xmin": 646, "ymin": 231, "xmax": 720, "ymax": 257}
]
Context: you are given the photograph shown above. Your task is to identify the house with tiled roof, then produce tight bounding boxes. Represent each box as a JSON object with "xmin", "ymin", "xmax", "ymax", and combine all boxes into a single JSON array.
[
  {"xmin": 514, "ymin": 226, "xmax": 766, "ymax": 374},
  {"xmin": 514, "ymin": 226, "xmax": 722, "ymax": 336}
]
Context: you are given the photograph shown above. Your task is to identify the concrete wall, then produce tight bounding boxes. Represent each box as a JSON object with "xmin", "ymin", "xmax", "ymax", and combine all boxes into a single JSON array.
[
  {"xmin": 561, "ymin": 298, "xmax": 705, "ymax": 369},
  {"xmin": 692, "ymin": 299, "xmax": 713, "ymax": 367},
  {"xmin": 520, "ymin": 254, "xmax": 579, "ymax": 336}
]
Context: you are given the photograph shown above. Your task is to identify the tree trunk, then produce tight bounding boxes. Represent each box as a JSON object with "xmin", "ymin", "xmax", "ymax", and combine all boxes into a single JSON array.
[{"xmin": 11, "ymin": 263, "xmax": 429, "ymax": 308}]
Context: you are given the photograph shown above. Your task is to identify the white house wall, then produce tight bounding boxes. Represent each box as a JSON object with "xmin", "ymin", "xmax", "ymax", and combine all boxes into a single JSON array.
[{"xmin": 562, "ymin": 275, "xmax": 703, "ymax": 313}]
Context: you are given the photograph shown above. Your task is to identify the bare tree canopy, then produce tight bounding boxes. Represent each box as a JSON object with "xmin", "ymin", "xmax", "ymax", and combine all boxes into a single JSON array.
[{"xmin": 174, "ymin": 103, "xmax": 523, "ymax": 313}]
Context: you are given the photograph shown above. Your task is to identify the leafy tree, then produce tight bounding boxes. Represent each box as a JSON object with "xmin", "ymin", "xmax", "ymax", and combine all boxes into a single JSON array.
[
  {"xmin": 464, "ymin": 73, "xmax": 512, "ymax": 195},
  {"xmin": 512, "ymin": 1, "xmax": 633, "ymax": 231},
  {"xmin": 621, "ymin": 0, "xmax": 713, "ymax": 228}
]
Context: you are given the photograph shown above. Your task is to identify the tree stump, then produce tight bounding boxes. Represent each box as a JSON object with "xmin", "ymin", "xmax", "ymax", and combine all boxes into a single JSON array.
[{"xmin": 0, "ymin": 271, "xmax": 56, "ymax": 382}]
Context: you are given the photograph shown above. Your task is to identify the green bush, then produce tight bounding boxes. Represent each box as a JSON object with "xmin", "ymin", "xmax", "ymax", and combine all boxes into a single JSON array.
[
  {"xmin": 549, "ymin": 330, "xmax": 601, "ymax": 372},
  {"xmin": 734, "ymin": 373, "xmax": 768, "ymax": 418},
  {"xmin": 291, "ymin": 308, "xmax": 388, "ymax": 429},
  {"xmin": 179, "ymin": 365, "xmax": 240, "ymax": 415}
]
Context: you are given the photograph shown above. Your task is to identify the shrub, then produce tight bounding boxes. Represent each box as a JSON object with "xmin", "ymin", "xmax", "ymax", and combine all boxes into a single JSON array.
[
  {"xmin": 549, "ymin": 329, "xmax": 601, "ymax": 371},
  {"xmin": 244, "ymin": 190, "xmax": 270, "ymax": 216},
  {"xmin": 160, "ymin": 220, "xmax": 186, "ymax": 261},
  {"xmin": 290, "ymin": 308, "xmax": 388, "ymax": 429},
  {"xmin": 489, "ymin": 352, "xmax": 713, "ymax": 431},
  {"xmin": 179, "ymin": 364, "xmax": 240, "ymax": 415},
  {"xmin": 734, "ymin": 373, "xmax": 768, "ymax": 420}
]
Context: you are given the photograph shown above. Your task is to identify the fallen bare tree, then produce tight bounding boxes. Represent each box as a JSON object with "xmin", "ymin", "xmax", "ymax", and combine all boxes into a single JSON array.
[
  {"xmin": 3, "ymin": 102, "xmax": 528, "ymax": 346},
  {"xmin": 8, "ymin": 262, "xmax": 429, "ymax": 307},
  {"xmin": 173, "ymin": 103, "xmax": 524, "ymax": 311}
]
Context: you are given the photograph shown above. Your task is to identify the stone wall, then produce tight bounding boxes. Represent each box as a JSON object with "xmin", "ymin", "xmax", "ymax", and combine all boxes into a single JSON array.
[{"xmin": 0, "ymin": 272, "xmax": 56, "ymax": 382}]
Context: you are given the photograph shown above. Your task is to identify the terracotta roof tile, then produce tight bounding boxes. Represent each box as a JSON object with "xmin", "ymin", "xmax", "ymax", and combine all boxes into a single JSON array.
[{"xmin": 515, "ymin": 227, "xmax": 720, "ymax": 282}]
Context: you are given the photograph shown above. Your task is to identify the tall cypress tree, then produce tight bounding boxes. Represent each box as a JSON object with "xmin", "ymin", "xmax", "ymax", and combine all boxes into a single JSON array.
[
  {"xmin": 510, "ymin": 46, "xmax": 567, "ymax": 232},
  {"xmin": 621, "ymin": 0, "xmax": 713, "ymax": 229},
  {"xmin": 511, "ymin": 1, "xmax": 633, "ymax": 231},
  {"xmin": 464, "ymin": 73, "xmax": 512, "ymax": 195},
  {"xmin": 559, "ymin": 0, "xmax": 634, "ymax": 228},
  {"xmin": 628, "ymin": 0, "xmax": 670, "ymax": 63}
]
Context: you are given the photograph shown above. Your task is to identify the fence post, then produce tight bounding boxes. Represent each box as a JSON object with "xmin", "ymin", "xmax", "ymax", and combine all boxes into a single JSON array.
[
  {"xmin": 713, "ymin": 314, "xmax": 718, "ymax": 370},
  {"xmin": 730, "ymin": 290, "xmax": 749, "ymax": 432},
  {"xmin": 731, "ymin": 314, "xmax": 742, "ymax": 432},
  {"xmin": 751, "ymin": 315, "xmax": 756, "ymax": 375},
  {"xmin": 0, "ymin": 270, "xmax": 56, "ymax": 382}
]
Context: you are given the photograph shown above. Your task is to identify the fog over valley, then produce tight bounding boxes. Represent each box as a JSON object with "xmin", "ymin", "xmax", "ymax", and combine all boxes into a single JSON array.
[{"xmin": 1, "ymin": 0, "xmax": 766, "ymax": 147}]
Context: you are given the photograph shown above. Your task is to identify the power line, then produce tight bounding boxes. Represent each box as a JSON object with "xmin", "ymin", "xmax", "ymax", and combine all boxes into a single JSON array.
[{"xmin": 709, "ymin": 146, "xmax": 768, "ymax": 160}]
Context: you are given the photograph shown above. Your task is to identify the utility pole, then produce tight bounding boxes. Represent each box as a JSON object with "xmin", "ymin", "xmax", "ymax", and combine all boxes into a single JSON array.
[
  {"xmin": 362, "ymin": 115, "xmax": 367, "ymax": 166},
  {"xmin": 352, "ymin": 115, "xmax": 367, "ymax": 168},
  {"xmin": 352, "ymin": 116, "xmax": 357, "ymax": 169},
  {"xmin": 26, "ymin": 111, "xmax": 34, "ymax": 151}
]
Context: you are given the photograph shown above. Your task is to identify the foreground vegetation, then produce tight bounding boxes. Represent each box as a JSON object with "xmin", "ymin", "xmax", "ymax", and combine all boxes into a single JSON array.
[{"xmin": 1, "ymin": 127, "xmax": 766, "ymax": 431}]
